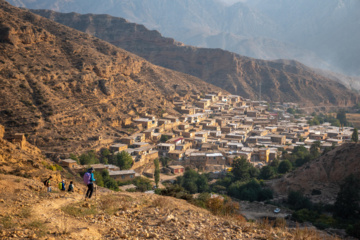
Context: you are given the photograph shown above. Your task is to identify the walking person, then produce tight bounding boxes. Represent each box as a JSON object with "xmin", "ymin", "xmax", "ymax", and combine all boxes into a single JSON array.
[
  {"xmin": 84, "ymin": 168, "xmax": 96, "ymax": 200},
  {"xmin": 44, "ymin": 176, "xmax": 52, "ymax": 192}
]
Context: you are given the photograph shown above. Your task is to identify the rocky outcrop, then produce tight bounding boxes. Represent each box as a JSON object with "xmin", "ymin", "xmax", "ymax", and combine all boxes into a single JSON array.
[
  {"xmin": 270, "ymin": 143, "xmax": 360, "ymax": 203},
  {"xmin": 0, "ymin": 0, "xmax": 223, "ymax": 154},
  {"xmin": 31, "ymin": 10, "xmax": 359, "ymax": 106}
]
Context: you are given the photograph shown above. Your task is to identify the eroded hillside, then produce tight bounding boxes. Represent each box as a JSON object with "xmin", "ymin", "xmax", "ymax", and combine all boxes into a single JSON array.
[
  {"xmin": 30, "ymin": 10, "xmax": 359, "ymax": 106},
  {"xmin": 270, "ymin": 143, "xmax": 360, "ymax": 203},
  {"xmin": 0, "ymin": 0, "xmax": 223, "ymax": 154}
]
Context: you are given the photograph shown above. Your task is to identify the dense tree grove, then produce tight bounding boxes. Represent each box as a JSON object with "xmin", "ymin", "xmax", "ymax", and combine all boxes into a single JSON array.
[{"xmin": 177, "ymin": 168, "xmax": 209, "ymax": 194}]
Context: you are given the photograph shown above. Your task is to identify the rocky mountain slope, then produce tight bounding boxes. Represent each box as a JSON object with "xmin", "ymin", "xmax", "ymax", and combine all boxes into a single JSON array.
[
  {"xmin": 8, "ymin": 0, "xmax": 360, "ymax": 77},
  {"xmin": 0, "ymin": 0, "xmax": 223, "ymax": 154},
  {"xmin": 270, "ymin": 143, "xmax": 360, "ymax": 203},
  {"xmin": 30, "ymin": 10, "xmax": 359, "ymax": 106}
]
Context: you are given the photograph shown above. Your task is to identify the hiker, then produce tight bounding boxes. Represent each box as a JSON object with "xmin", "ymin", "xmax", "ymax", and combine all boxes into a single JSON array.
[
  {"xmin": 68, "ymin": 181, "xmax": 74, "ymax": 192},
  {"xmin": 84, "ymin": 167, "xmax": 96, "ymax": 199},
  {"xmin": 59, "ymin": 180, "xmax": 66, "ymax": 191},
  {"xmin": 44, "ymin": 176, "xmax": 52, "ymax": 192}
]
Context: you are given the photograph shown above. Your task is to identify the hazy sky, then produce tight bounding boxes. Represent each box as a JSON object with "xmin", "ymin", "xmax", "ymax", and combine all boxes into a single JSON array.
[{"xmin": 219, "ymin": 0, "xmax": 245, "ymax": 5}]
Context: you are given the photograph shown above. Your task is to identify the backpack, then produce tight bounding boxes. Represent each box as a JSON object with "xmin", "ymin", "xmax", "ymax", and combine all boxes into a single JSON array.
[
  {"xmin": 83, "ymin": 172, "xmax": 91, "ymax": 185},
  {"xmin": 58, "ymin": 182, "xmax": 63, "ymax": 190},
  {"xmin": 43, "ymin": 179, "xmax": 48, "ymax": 186}
]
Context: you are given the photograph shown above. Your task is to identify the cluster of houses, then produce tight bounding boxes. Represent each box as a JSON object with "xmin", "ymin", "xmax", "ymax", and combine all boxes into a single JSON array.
[{"xmin": 58, "ymin": 92, "xmax": 355, "ymax": 181}]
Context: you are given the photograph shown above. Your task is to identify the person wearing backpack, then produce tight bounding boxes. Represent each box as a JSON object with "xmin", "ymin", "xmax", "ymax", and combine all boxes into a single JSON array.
[
  {"xmin": 84, "ymin": 168, "xmax": 95, "ymax": 199},
  {"xmin": 68, "ymin": 181, "xmax": 74, "ymax": 192},
  {"xmin": 59, "ymin": 180, "xmax": 66, "ymax": 191},
  {"xmin": 44, "ymin": 176, "xmax": 52, "ymax": 192}
]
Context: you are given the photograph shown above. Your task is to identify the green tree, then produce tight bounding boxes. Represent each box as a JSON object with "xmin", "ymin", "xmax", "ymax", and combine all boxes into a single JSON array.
[
  {"xmin": 160, "ymin": 135, "xmax": 170, "ymax": 143},
  {"xmin": 79, "ymin": 151, "xmax": 99, "ymax": 165},
  {"xmin": 102, "ymin": 170, "xmax": 119, "ymax": 191},
  {"xmin": 336, "ymin": 110, "xmax": 348, "ymax": 126},
  {"xmin": 278, "ymin": 160, "xmax": 292, "ymax": 174},
  {"xmin": 177, "ymin": 168, "xmax": 209, "ymax": 194},
  {"xmin": 352, "ymin": 128, "xmax": 358, "ymax": 143},
  {"xmin": 334, "ymin": 174, "xmax": 360, "ymax": 220},
  {"xmin": 232, "ymin": 157, "xmax": 255, "ymax": 181},
  {"xmin": 69, "ymin": 153, "xmax": 79, "ymax": 164},
  {"xmin": 310, "ymin": 141, "xmax": 321, "ymax": 158},
  {"xmin": 259, "ymin": 166, "xmax": 275, "ymax": 180},
  {"xmin": 113, "ymin": 151, "xmax": 133, "ymax": 170},
  {"xmin": 196, "ymin": 174, "xmax": 209, "ymax": 192},
  {"xmin": 160, "ymin": 157, "xmax": 171, "ymax": 167},
  {"xmin": 287, "ymin": 191, "xmax": 313, "ymax": 210},
  {"xmin": 269, "ymin": 158, "xmax": 280, "ymax": 170},
  {"xmin": 154, "ymin": 158, "xmax": 160, "ymax": 188},
  {"xmin": 287, "ymin": 108, "xmax": 295, "ymax": 114}
]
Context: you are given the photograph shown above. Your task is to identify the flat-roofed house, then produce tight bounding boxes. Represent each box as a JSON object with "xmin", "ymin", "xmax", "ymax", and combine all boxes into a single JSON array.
[
  {"xmin": 168, "ymin": 150, "xmax": 185, "ymax": 161},
  {"xmin": 110, "ymin": 143, "xmax": 128, "ymax": 152},
  {"xmin": 168, "ymin": 165, "xmax": 185, "ymax": 174},
  {"xmin": 60, "ymin": 159, "xmax": 78, "ymax": 168},
  {"xmin": 270, "ymin": 135, "xmax": 286, "ymax": 145},
  {"xmin": 109, "ymin": 170, "xmax": 136, "ymax": 181},
  {"xmin": 5, "ymin": 133, "xmax": 26, "ymax": 149},
  {"xmin": 157, "ymin": 143, "xmax": 175, "ymax": 157},
  {"xmin": 133, "ymin": 118, "xmax": 158, "ymax": 130}
]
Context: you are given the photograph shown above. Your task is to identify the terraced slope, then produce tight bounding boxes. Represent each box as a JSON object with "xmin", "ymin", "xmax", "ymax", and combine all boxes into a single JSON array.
[{"xmin": 0, "ymin": 0, "xmax": 222, "ymax": 154}]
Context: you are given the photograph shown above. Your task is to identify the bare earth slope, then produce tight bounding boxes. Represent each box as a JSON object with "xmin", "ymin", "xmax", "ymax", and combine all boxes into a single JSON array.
[
  {"xmin": 30, "ymin": 10, "xmax": 359, "ymax": 106},
  {"xmin": 270, "ymin": 143, "xmax": 360, "ymax": 203},
  {"xmin": 0, "ymin": 1, "xmax": 223, "ymax": 154}
]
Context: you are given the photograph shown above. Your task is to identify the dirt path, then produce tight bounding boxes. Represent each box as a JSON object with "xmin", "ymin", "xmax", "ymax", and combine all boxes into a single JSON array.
[{"xmin": 31, "ymin": 193, "xmax": 102, "ymax": 239}]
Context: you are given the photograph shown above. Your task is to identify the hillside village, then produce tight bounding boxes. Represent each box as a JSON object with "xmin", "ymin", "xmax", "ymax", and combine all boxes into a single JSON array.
[{"xmin": 45, "ymin": 92, "xmax": 355, "ymax": 182}]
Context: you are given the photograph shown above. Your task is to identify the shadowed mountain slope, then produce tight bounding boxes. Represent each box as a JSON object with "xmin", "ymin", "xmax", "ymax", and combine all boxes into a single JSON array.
[
  {"xmin": 270, "ymin": 143, "xmax": 360, "ymax": 203},
  {"xmin": 30, "ymin": 10, "xmax": 359, "ymax": 106}
]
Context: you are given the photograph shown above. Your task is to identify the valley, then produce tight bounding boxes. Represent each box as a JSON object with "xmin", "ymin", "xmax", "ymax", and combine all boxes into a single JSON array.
[{"xmin": 0, "ymin": 1, "xmax": 360, "ymax": 239}]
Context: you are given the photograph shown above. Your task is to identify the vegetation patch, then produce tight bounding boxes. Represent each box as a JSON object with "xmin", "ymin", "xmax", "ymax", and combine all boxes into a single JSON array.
[{"xmin": 61, "ymin": 203, "xmax": 98, "ymax": 217}]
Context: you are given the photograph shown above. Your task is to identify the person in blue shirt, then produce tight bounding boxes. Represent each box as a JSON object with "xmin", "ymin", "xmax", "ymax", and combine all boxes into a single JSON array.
[{"xmin": 85, "ymin": 168, "xmax": 96, "ymax": 199}]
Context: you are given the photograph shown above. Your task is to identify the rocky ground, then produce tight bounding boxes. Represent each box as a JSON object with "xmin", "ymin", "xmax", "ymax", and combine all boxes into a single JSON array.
[
  {"xmin": 0, "ymin": 129, "xmax": 348, "ymax": 240},
  {"xmin": 0, "ymin": 174, "xmax": 341, "ymax": 240}
]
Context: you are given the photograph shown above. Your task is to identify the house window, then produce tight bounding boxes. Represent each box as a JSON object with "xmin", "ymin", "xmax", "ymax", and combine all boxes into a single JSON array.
[
  {"xmin": 130, "ymin": 175, "xmax": 134, "ymax": 178},
  {"xmin": 121, "ymin": 176, "xmax": 125, "ymax": 179}
]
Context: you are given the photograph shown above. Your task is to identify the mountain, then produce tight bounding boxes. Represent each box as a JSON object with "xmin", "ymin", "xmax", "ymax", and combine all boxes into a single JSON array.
[
  {"xmin": 0, "ymin": 0, "xmax": 222, "ymax": 154},
  {"xmin": 7, "ymin": 0, "xmax": 360, "ymax": 77},
  {"xmin": 270, "ymin": 143, "xmax": 360, "ymax": 203},
  {"xmin": 29, "ymin": 9, "xmax": 359, "ymax": 106}
]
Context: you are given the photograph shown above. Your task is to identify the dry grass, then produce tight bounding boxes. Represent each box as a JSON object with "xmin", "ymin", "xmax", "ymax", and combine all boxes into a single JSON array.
[
  {"xmin": 24, "ymin": 219, "xmax": 47, "ymax": 237},
  {"xmin": 19, "ymin": 206, "xmax": 32, "ymax": 218},
  {"xmin": 291, "ymin": 227, "xmax": 340, "ymax": 240},
  {"xmin": 61, "ymin": 203, "xmax": 98, "ymax": 217},
  {"xmin": 55, "ymin": 212, "xmax": 69, "ymax": 236},
  {"xmin": 98, "ymin": 194, "xmax": 132, "ymax": 215},
  {"xmin": 0, "ymin": 215, "xmax": 14, "ymax": 229},
  {"xmin": 151, "ymin": 196, "xmax": 172, "ymax": 210}
]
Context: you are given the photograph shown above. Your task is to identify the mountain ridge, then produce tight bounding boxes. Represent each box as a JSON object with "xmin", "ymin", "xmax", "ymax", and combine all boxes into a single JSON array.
[
  {"xmin": 29, "ymin": 9, "xmax": 359, "ymax": 106},
  {"xmin": 8, "ymin": 0, "xmax": 360, "ymax": 76}
]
